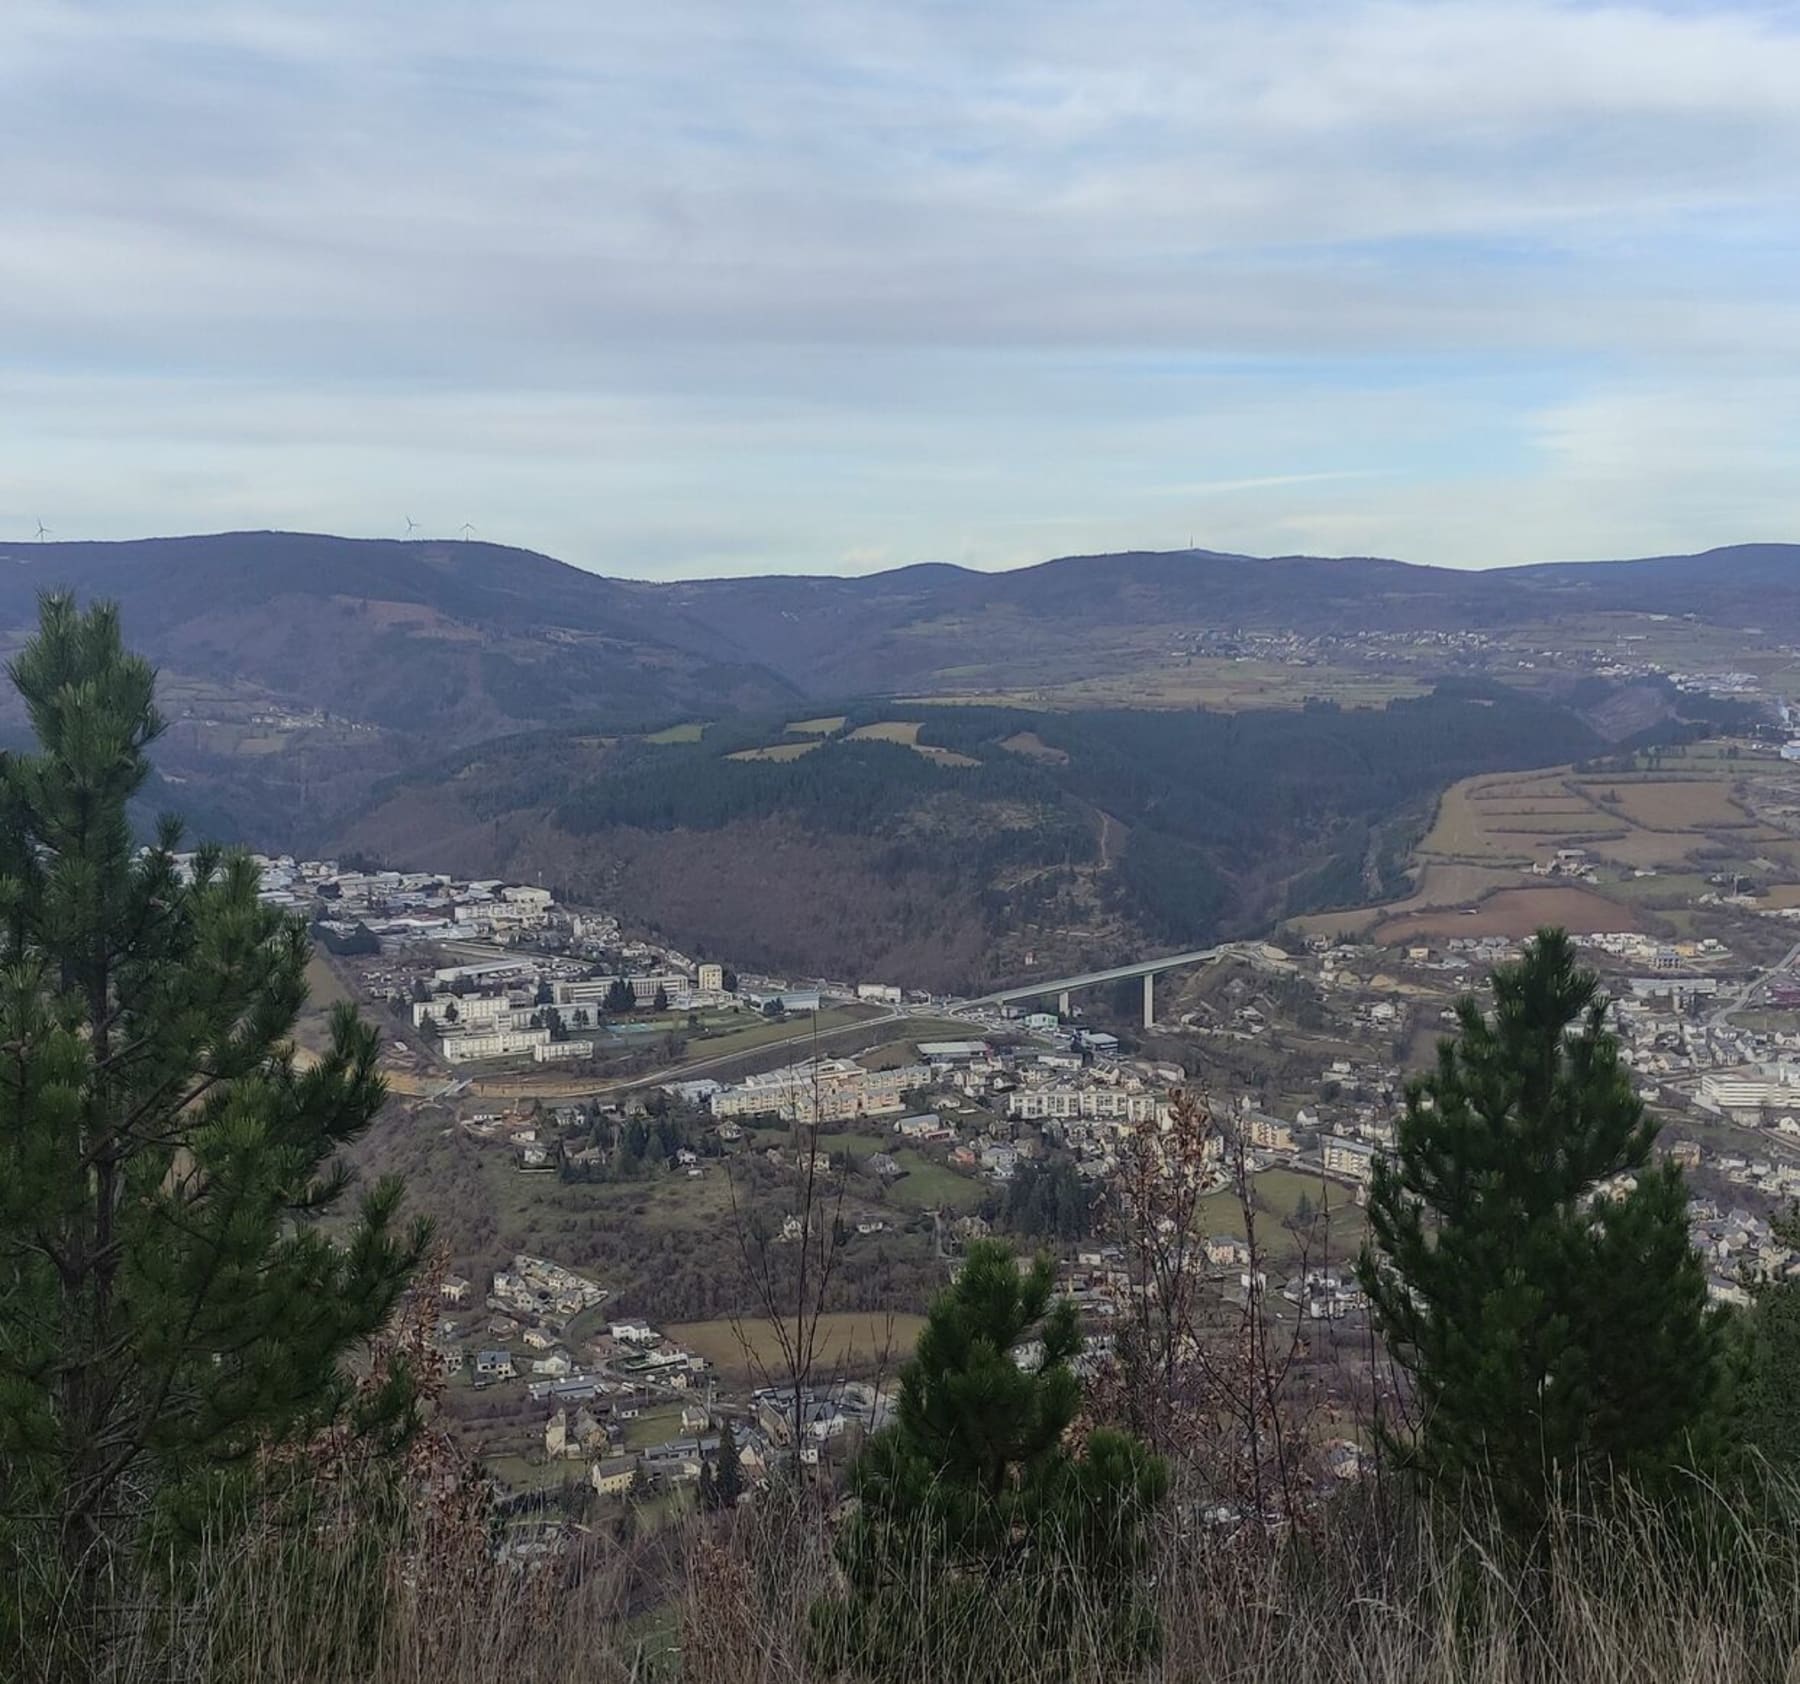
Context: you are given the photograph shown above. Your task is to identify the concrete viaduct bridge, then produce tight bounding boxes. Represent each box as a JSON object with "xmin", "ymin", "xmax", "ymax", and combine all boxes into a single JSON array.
[{"xmin": 965, "ymin": 943, "xmax": 1240, "ymax": 1028}]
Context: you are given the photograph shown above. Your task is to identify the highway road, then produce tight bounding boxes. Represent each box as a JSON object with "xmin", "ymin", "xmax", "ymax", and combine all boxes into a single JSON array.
[
  {"xmin": 1708, "ymin": 938, "xmax": 1800, "ymax": 1028},
  {"xmin": 963, "ymin": 941, "xmax": 1264, "ymax": 1008}
]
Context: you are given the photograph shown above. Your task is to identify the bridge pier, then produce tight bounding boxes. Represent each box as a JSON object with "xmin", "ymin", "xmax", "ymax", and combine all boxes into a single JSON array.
[
  {"xmin": 1058, "ymin": 990, "xmax": 1071, "ymax": 1017},
  {"xmin": 1143, "ymin": 972, "xmax": 1154, "ymax": 1029}
]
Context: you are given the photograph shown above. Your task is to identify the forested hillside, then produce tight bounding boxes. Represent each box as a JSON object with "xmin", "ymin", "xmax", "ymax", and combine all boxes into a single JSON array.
[
  {"xmin": 339, "ymin": 683, "xmax": 1611, "ymax": 986},
  {"xmin": 0, "ymin": 531, "xmax": 1788, "ymax": 856}
]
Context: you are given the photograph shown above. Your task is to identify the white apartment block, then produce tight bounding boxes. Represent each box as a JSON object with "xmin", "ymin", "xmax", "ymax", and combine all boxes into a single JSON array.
[
  {"xmin": 1006, "ymin": 1085, "xmax": 1165, "ymax": 1126},
  {"xmin": 441, "ymin": 1026, "xmax": 552, "ymax": 1064},
  {"xmin": 1698, "ymin": 1073, "xmax": 1788, "ymax": 1116},
  {"xmin": 554, "ymin": 973, "xmax": 690, "ymax": 1010},
  {"xmin": 413, "ymin": 994, "xmax": 535, "ymax": 1031},
  {"xmin": 711, "ymin": 1058, "xmax": 928, "ymax": 1125},
  {"xmin": 534, "ymin": 1039, "xmax": 596, "ymax": 1063}
]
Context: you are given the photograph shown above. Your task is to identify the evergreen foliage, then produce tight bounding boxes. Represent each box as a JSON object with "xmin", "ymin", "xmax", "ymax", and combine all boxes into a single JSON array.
[
  {"xmin": 994, "ymin": 1159, "xmax": 1100, "ymax": 1241},
  {"xmin": 715, "ymin": 1418, "xmax": 744, "ymax": 1509},
  {"xmin": 0, "ymin": 595, "xmax": 428, "ymax": 1644},
  {"xmin": 1734, "ymin": 1207, "xmax": 1800, "ymax": 1469},
  {"xmin": 1358, "ymin": 928, "xmax": 1728, "ymax": 1539},
  {"xmin": 816, "ymin": 1240, "xmax": 1165, "ymax": 1676}
]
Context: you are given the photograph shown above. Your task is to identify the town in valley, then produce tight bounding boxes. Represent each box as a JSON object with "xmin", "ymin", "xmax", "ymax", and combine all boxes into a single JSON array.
[{"xmin": 254, "ymin": 716, "xmax": 1800, "ymax": 1527}]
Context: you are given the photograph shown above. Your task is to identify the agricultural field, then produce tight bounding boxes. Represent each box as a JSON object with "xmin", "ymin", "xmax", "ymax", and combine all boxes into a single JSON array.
[
  {"xmin": 1372, "ymin": 885, "xmax": 1646, "ymax": 945},
  {"xmin": 847, "ymin": 721, "xmax": 923, "ymax": 745},
  {"xmin": 911, "ymin": 656, "xmax": 1428, "ymax": 713},
  {"xmin": 667, "ymin": 1312, "xmax": 927, "ymax": 1382},
  {"xmin": 645, "ymin": 721, "xmax": 707, "ymax": 744},
  {"xmin": 1286, "ymin": 862, "xmax": 1519, "ymax": 939},
  {"xmin": 1299, "ymin": 742, "xmax": 1800, "ymax": 948},
  {"xmin": 726, "ymin": 740, "xmax": 821, "ymax": 762},
  {"xmin": 786, "ymin": 715, "xmax": 847, "ymax": 736},
  {"xmin": 1591, "ymin": 779, "xmax": 1751, "ymax": 831}
]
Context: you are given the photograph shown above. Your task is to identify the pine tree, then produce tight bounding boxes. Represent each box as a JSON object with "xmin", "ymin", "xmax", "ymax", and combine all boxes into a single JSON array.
[
  {"xmin": 1358, "ymin": 928, "xmax": 1727, "ymax": 1538},
  {"xmin": 697, "ymin": 1457, "xmax": 718, "ymax": 1512},
  {"xmin": 715, "ymin": 1417, "xmax": 744, "ymax": 1508},
  {"xmin": 653, "ymin": 984, "xmax": 669, "ymax": 1013},
  {"xmin": 1734, "ymin": 1207, "xmax": 1800, "ymax": 1468},
  {"xmin": 820, "ymin": 1241, "xmax": 1166, "ymax": 1675},
  {"xmin": 0, "ymin": 595, "xmax": 429, "ymax": 1641}
]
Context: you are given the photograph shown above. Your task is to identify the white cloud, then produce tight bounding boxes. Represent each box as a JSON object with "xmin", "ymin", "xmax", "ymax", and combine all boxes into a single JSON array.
[{"xmin": 1, "ymin": 1, "xmax": 1798, "ymax": 569}]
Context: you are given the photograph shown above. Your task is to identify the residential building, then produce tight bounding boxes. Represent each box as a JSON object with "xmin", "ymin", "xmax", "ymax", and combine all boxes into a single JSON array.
[
  {"xmin": 1244, "ymin": 1113, "xmax": 1294, "ymax": 1153},
  {"xmin": 590, "ymin": 1455, "xmax": 637, "ymax": 1497},
  {"xmin": 474, "ymin": 1349, "xmax": 516, "ymax": 1381},
  {"xmin": 534, "ymin": 1039, "xmax": 596, "ymax": 1062},
  {"xmin": 441, "ymin": 1025, "xmax": 551, "ymax": 1064},
  {"xmin": 1322, "ymin": 1136, "xmax": 1376, "ymax": 1185},
  {"xmin": 710, "ymin": 1058, "xmax": 927, "ymax": 1125}
]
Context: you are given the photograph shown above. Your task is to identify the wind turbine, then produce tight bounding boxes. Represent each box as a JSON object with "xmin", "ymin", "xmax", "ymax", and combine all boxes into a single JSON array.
[
  {"xmin": 459, "ymin": 522, "xmax": 475, "ymax": 541},
  {"xmin": 34, "ymin": 520, "xmax": 50, "ymax": 541},
  {"xmin": 404, "ymin": 515, "xmax": 419, "ymax": 537}
]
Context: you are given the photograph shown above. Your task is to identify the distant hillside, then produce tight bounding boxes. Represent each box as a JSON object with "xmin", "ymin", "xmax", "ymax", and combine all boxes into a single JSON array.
[
  {"xmin": 0, "ymin": 531, "xmax": 801, "ymax": 739},
  {"xmin": 337, "ymin": 685, "xmax": 1620, "ymax": 989},
  {"xmin": 0, "ymin": 529, "xmax": 1787, "ymax": 853}
]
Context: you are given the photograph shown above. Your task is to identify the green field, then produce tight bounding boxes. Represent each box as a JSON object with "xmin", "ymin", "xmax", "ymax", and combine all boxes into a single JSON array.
[
  {"xmin": 484, "ymin": 1453, "xmax": 600, "ymax": 1497},
  {"xmin": 887, "ymin": 1149, "xmax": 985, "ymax": 1211},
  {"xmin": 815, "ymin": 1131, "xmax": 891, "ymax": 1158},
  {"xmin": 645, "ymin": 721, "xmax": 706, "ymax": 744},
  {"xmin": 1600, "ymin": 871, "xmax": 1712, "ymax": 904},
  {"xmin": 623, "ymin": 1404, "xmax": 688, "ymax": 1451},
  {"xmin": 1198, "ymin": 1168, "xmax": 1365, "ymax": 1258},
  {"xmin": 684, "ymin": 1005, "xmax": 873, "ymax": 1062}
]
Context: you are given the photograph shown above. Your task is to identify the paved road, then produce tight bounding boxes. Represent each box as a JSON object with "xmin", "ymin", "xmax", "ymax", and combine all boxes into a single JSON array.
[
  {"xmin": 590, "ymin": 1007, "xmax": 905, "ymax": 1095},
  {"xmin": 1708, "ymin": 938, "xmax": 1800, "ymax": 1027}
]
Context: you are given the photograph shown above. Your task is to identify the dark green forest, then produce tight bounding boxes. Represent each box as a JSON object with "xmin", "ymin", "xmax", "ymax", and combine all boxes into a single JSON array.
[{"xmin": 358, "ymin": 681, "xmax": 1610, "ymax": 946}]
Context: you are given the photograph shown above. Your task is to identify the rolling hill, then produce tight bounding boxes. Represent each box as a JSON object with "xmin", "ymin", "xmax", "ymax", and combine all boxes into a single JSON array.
[
  {"xmin": 0, "ymin": 531, "xmax": 1786, "ymax": 919},
  {"xmin": 336, "ymin": 686, "xmax": 1626, "ymax": 989}
]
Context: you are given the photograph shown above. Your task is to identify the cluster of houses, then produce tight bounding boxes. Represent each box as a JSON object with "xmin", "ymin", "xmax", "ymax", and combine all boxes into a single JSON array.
[{"xmin": 243, "ymin": 854, "xmax": 561, "ymax": 945}]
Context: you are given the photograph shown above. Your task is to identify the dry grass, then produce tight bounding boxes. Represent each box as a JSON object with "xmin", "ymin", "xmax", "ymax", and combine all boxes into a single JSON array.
[
  {"xmin": 846, "ymin": 721, "xmax": 923, "ymax": 745},
  {"xmin": 667, "ymin": 1312, "xmax": 926, "ymax": 1382},
  {"xmin": 40, "ymin": 1476, "xmax": 1800, "ymax": 1684},
  {"xmin": 1373, "ymin": 886, "xmax": 1645, "ymax": 945},
  {"xmin": 1587, "ymin": 779, "xmax": 1750, "ymax": 830},
  {"xmin": 998, "ymin": 731, "xmax": 1070, "ymax": 765},
  {"xmin": 727, "ymin": 741, "xmax": 823, "ymax": 763},
  {"xmin": 1286, "ymin": 863, "xmax": 1519, "ymax": 940}
]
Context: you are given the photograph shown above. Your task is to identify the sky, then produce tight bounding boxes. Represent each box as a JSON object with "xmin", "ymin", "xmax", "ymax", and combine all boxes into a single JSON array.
[{"xmin": 3, "ymin": 1, "xmax": 1799, "ymax": 578}]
